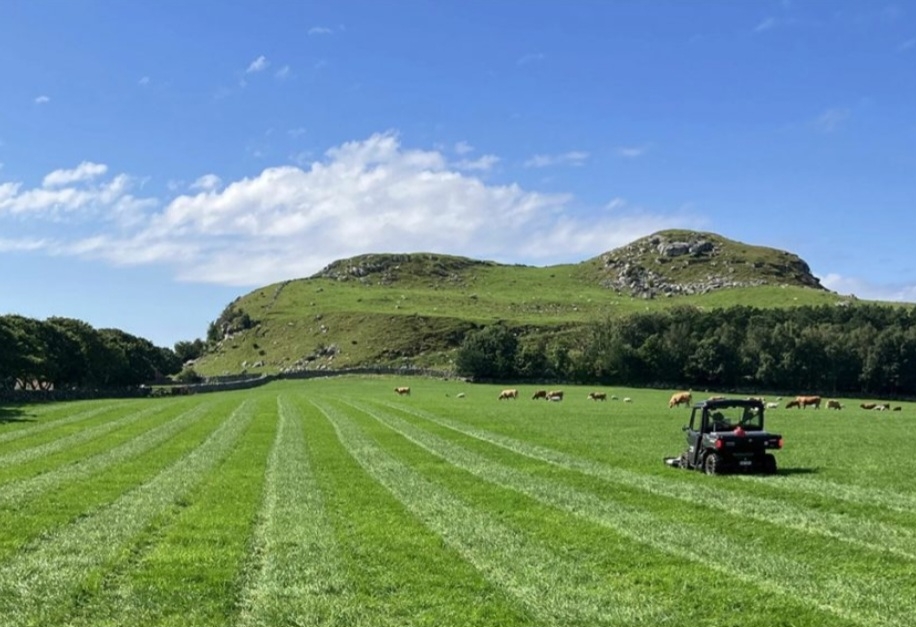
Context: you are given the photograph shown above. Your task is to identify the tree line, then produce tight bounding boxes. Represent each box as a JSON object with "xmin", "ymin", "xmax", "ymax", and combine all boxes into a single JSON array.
[
  {"xmin": 0, "ymin": 315, "xmax": 182, "ymax": 390},
  {"xmin": 456, "ymin": 303, "xmax": 916, "ymax": 397}
]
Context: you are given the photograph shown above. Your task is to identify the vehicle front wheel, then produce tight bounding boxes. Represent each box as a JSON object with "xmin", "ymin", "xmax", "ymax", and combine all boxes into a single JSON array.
[
  {"xmin": 704, "ymin": 453, "xmax": 721, "ymax": 475},
  {"xmin": 763, "ymin": 454, "xmax": 778, "ymax": 475}
]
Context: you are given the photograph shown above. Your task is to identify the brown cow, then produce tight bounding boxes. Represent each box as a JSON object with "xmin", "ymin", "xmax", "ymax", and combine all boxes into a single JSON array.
[
  {"xmin": 785, "ymin": 400, "xmax": 801, "ymax": 409},
  {"xmin": 498, "ymin": 389, "xmax": 519, "ymax": 400},
  {"xmin": 826, "ymin": 399, "xmax": 842, "ymax": 410},
  {"xmin": 394, "ymin": 386, "xmax": 411, "ymax": 396},
  {"xmin": 794, "ymin": 395, "xmax": 821, "ymax": 409},
  {"xmin": 546, "ymin": 390, "xmax": 564, "ymax": 401},
  {"xmin": 669, "ymin": 391, "xmax": 692, "ymax": 408},
  {"xmin": 532, "ymin": 389, "xmax": 548, "ymax": 400},
  {"xmin": 860, "ymin": 402, "xmax": 877, "ymax": 410},
  {"xmin": 588, "ymin": 391, "xmax": 607, "ymax": 401}
]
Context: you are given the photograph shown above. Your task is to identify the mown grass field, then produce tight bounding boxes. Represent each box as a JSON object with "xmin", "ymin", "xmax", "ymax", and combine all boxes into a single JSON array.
[{"xmin": 1, "ymin": 378, "xmax": 914, "ymax": 627}]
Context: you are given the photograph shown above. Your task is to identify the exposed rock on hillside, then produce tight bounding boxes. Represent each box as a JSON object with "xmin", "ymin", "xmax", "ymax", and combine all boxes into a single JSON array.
[
  {"xmin": 595, "ymin": 230, "xmax": 825, "ymax": 298},
  {"xmin": 311, "ymin": 253, "xmax": 494, "ymax": 285}
]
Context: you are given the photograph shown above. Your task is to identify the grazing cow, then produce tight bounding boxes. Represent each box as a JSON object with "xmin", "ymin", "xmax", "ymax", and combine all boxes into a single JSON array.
[
  {"xmin": 794, "ymin": 395, "xmax": 821, "ymax": 409},
  {"xmin": 498, "ymin": 389, "xmax": 519, "ymax": 400},
  {"xmin": 456, "ymin": 392, "xmax": 466, "ymax": 398},
  {"xmin": 826, "ymin": 399, "xmax": 843, "ymax": 410},
  {"xmin": 668, "ymin": 391, "xmax": 692, "ymax": 408},
  {"xmin": 623, "ymin": 397, "xmax": 633, "ymax": 403},
  {"xmin": 532, "ymin": 389, "xmax": 548, "ymax": 400},
  {"xmin": 766, "ymin": 402, "xmax": 780, "ymax": 409},
  {"xmin": 394, "ymin": 386, "xmax": 411, "ymax": 396},
  {"xmin": 860, "ymin": 402, "xmax": 877, "ymax": 410},
  {"xmin": 707, "ymin": 395, "xmax": 727, "ymax": 402},
  {"xmin": 785, "ymin": 399, "xmax": 801, "ymax": 409},
  {"xmin": 893, "ymin": 406, "xmax": 902, "ymax": 411},
  {"xmin": 610, "ymin": 395, "xmax": 619, "ymax": 400},
  {"xmin": 588, "ymin": 391, "xmax": 607, "ymax": 401},
  {"xmin": 546, "ymin": 390, "xmax": 564, "ymax": 401}
]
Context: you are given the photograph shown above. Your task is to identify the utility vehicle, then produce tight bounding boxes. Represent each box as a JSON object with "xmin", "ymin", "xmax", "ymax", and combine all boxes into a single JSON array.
[{"xmin": 665, "ymin": 398, "xmax": 783, "ymax": 475}]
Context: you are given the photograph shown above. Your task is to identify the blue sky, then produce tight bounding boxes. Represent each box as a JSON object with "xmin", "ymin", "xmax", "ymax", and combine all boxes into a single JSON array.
[{"xmin": 1, "ymin": 1, "xmax": 914, "ymax": 348}]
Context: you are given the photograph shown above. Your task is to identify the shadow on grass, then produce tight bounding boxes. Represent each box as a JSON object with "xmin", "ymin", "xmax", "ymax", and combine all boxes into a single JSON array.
[
  {"xmin": 0, "ymin": 406, "xmax": 35, "ymax": 425},
  {"xmin": 777, "ymin": 467, "xmax": 819, "ymax": 476}
]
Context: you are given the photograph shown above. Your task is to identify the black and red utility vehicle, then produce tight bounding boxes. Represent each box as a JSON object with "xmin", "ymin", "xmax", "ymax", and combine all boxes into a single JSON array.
[{"xmin": 665, "ymin": 398, "xmax": 783, "ymax": 475}]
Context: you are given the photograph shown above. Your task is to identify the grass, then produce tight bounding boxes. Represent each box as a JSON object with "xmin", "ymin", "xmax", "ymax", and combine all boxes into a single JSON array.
[{"xmin": 1, "ymin": 378, "xmax": 914, "ymax": 626}]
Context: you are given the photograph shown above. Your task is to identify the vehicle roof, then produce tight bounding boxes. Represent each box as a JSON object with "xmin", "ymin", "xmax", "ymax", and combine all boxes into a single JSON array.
[{"xmin": 693, "ymin": 398, "xmax": 764, "ymax": 410}]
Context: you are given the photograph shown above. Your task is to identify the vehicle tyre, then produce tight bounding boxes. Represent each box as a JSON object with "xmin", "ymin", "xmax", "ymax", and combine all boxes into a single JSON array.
[
  {"xmin": 704, "ymin": 453, "xmax": 721, "ymax": 475},
  {"xmin": 763, "ymin": 454, "xmax": 778, "ymax": 475}
]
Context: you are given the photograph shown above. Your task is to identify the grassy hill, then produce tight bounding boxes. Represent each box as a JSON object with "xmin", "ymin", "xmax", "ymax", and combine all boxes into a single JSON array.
[{"xmin": 190, "ymin": 230, "xmax": 853, "ymax": 377}]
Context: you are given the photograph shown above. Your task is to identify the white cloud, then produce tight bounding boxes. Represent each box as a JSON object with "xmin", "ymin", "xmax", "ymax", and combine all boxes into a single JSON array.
[
  {"xmin": 138, "ymin": 76, "xmax": 150, "ymax": 86},
  {"xmin": 754, "ymin": 17, "xmax": 776, "ymax": 32},
  {"xmin": 34, "ymin": 95, "xmax": 50, "ymax": 104},
  {"xmin": 308, "ymin": 26, "xmax": 333, "ymax": 35},
  {"xmin": 454, "ymin": 141, "xmax": 474, "ymax": 155},
  {"xmin": 820, "ymin": 273, "xmax": 916, "ymax": 303},
  {"xmin": 517, "ymin": 53, "xmax": 545, "ymax": 65},
  {"xmin": 617, "ymin": 145, "xmax": 649, "ymax": 158},
  {"xmin": 288, "ymin": 127, "xmax": 307, "ymax": 138},
  {"xmin": 4, "ymin": 134, "xmax": 693, "ymax": 286},
  {"xmin": 0, "ymin": 237, "xmax": 47, "ymax": 252},
  {"xmin": 605, "ymin": 197, "xmax": 627, "ymax": 211},
  {"xmin": 1, "ymin": 164, "xmax": 154, "ymax": 224},
  {"xmin": 275, "ymin": 65, "xmax": 291, "ymax": 79},
  {"xmin": 815, "ymin": 108, "xmax": 850, "ymax": 132},
  {"xmin": 43, "ymin": 162, "xmax": 108, "ymax": 187},
  {"xmin": 289, "ymin": 150, "xmax": 313, "ymax": 166},
  {"xmin": 524, "ymin": 151, "xmax": 589, "ymax": 168},
  {"xmin": 246, "ymin": 55, "xmax": 269, "ymax": 73},
  {"xmin": 454, "ymin": 154, "xmax": 500, "ymax": 172},
  {"xmin": 190, "ymin": 174, "xmax": 222, "ymax": 192}
]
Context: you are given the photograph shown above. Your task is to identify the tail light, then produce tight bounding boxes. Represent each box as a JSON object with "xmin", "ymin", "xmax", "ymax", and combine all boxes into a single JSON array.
[
  {"xmin": 714, "ymin": 439, "xmax": 724, "ymax": 450},
  {"xmin": 778, "ymin": 438, "xmax": 784, "ymax": 449}
]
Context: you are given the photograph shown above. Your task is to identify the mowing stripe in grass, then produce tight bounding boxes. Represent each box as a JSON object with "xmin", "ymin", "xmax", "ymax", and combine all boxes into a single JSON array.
[
  {"xmin": 63, "ymin": 396, "xmax": 277, "ymax": 627},
  {"xmin": 358, "ymin": 401, "xmax": 915, "ymax": 627},
  {"xmin": 0, "ymin": 402, "xmax": 130, "ymax": 445},
  {"xmin": 315, "ymin": 399, "xmax": 667, "ymax": 627},
  {"xmin": 0, "ymin": 400, "xmax": 235, "ymax": 563},
  {"xmin": 0, "ymin": 401, "xmax": 213, "ymax": 508},
  {"xmin": 736, "ymin": 473, "xmax": 916, "ymax": 514},
  {"xmin": 373, "ymin": 402, "xmax": 916, "ymax": 561},
  {"xmin": 0, "ymin": 402, "xmax": 170, "ymax": 468},
  {"xmin": 236, "ymin": 395, "xmax": 357, "ymax": 627},
  {"xmin": 0, "ymin": 398, "xmax": 255, "ymax": 627}
]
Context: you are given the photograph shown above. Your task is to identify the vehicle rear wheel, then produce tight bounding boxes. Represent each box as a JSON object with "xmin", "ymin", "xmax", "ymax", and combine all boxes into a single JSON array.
[
  {"xmin": 763, "ymin": 454, "xmax": 778, "ymax": 475},
  {"xmin": 704, "ymin": 453, "xmax": 721, "ymax": 475}
]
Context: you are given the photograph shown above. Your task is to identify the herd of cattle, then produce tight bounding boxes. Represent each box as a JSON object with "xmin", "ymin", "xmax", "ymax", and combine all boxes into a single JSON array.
[
  {"xmin": 666, "ymin": 391, "xmax": 903, "ymax": 412},
  {"xmin": 394, "ymin": 386, "xmax": 903, "ymax": 411}
]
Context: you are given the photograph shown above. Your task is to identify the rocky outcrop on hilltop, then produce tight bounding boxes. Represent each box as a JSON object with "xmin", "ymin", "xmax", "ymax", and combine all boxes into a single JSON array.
[{"xmin": 597, "ymin": 231, "xmax": 824, "ymax": 299}]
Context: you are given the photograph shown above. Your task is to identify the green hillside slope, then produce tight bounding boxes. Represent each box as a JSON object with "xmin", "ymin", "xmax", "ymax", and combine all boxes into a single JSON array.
[{"xmin": 190, "ymin": 231, "xmax": 849, "ymax": 376}]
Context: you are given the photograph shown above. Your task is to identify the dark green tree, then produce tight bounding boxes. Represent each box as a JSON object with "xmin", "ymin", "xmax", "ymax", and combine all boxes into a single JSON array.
[
  {"xmin": 455, "ymin": 325, "xmax": 519, "ymax": 380},
  {"xmin": 174, "ymin": 338, "xmax": 206, "ymax": 364}
]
